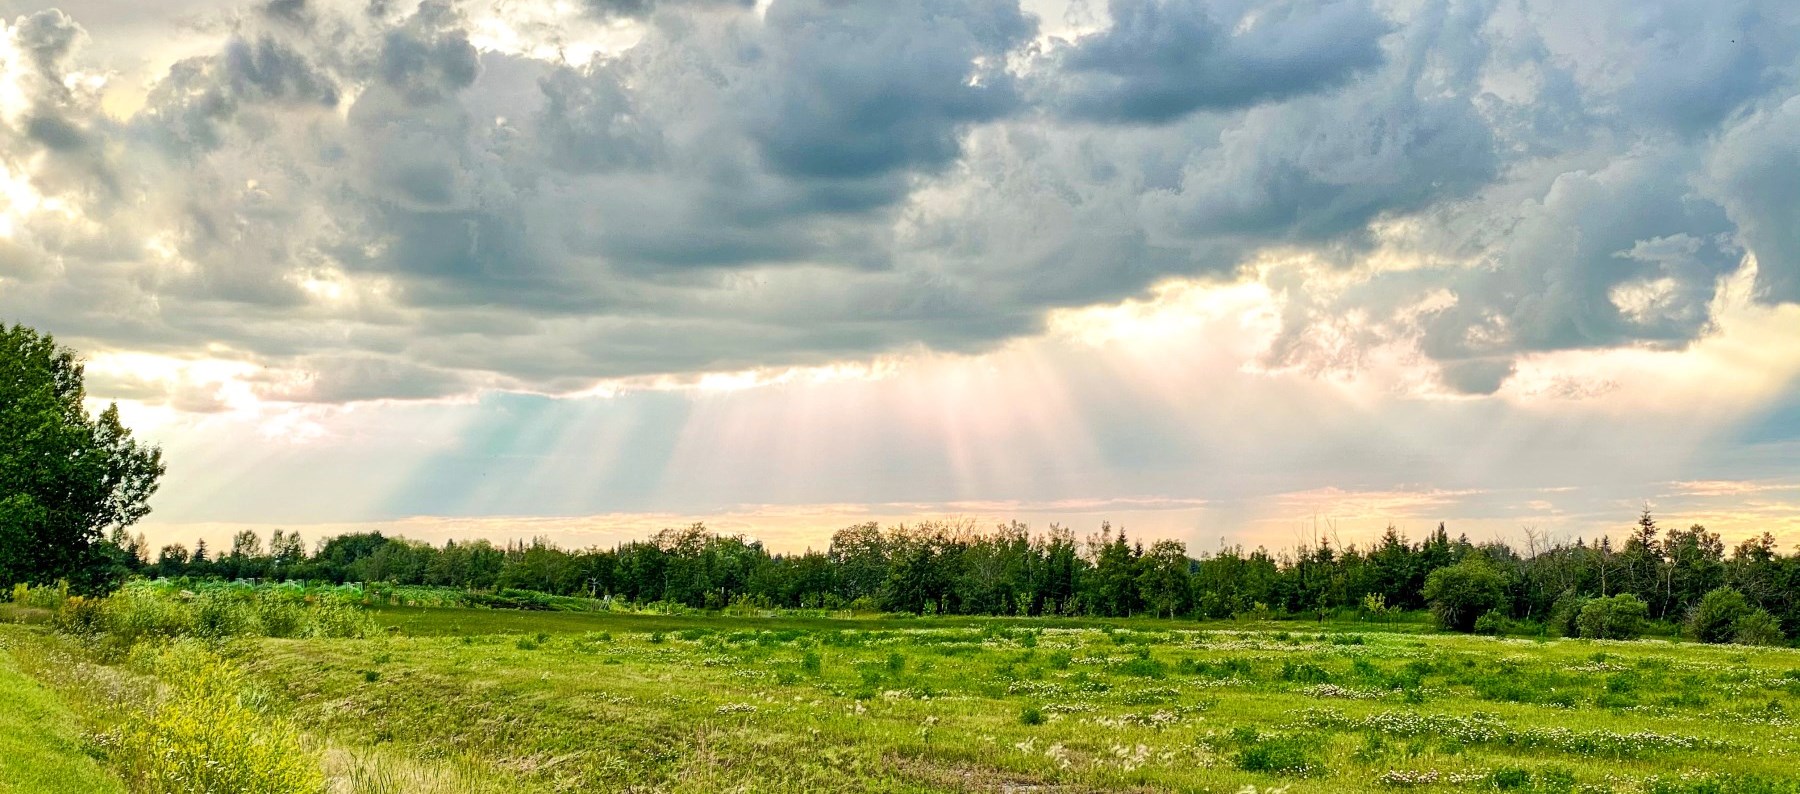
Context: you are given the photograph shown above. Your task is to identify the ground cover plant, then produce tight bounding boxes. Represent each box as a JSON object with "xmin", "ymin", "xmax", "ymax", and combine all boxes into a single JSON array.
[{"xmin": 5, "ymin": 586, "xmax": 1800, "ymax": 793}]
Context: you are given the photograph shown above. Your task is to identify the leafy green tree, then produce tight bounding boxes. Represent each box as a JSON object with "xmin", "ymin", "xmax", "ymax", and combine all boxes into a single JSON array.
[
  {"xmin": 1084, "ymin": 523, "xmax": 1141, "ymax": 617},
  {"xmin": 0, "ymin": 325, "xmax": 164, "ymax": 591},
  {"xmin": 828, "ymin": 522, "xmax": 889, "ymax": 604},
  {"xmin": 1686, "ymin": 587, "xmax": 1751, "ymax": 643},
  {"xmin": 1137, "ymin": 539, "xmax": 1191, "ymax": 618},
  {"xmin": 1576, "ymin": 594, "xmax": 1649, "ymax": 640},
  {"xmin": 1422, "ymin": 557, "xmax": 1507, "ymax": 632}
]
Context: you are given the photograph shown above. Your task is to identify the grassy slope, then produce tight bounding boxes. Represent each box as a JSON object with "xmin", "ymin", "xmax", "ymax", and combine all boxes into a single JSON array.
[{"xmin": 0, "ymin": 635, "xmax": 125, "ymax": 794}]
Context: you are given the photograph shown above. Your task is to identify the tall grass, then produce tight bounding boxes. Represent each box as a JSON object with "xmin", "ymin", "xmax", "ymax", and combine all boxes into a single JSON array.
[
  {"xmin": 52, "ymin": 581, "xmax": 377, "ymax": 647},
  {"xmin": 9, "ymin": 580, "xmax": 73, "ymax": 609},
  {"xmin": 97, "ymin": 641, "xmax": 323, "ymax": 794}
]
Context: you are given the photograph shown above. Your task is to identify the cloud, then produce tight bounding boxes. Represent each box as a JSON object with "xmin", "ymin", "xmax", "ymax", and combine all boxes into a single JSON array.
[
  {"xmin": 748, "ymin": 0, "xmax": 1034, "ymax": 179},
  {"xmin": 13, "ymin": 9, "xmax": 83, "ymax": 73},
  {"xmin": 1144, "ymin": 79, "xmax": 1498, "ymax": 247},
  {"xmin": 576, "ymin": 0, "xmax": 754, "ymax": 20},
  {"xmin": 252, "ymin": 355, "xmax": 474, "ymax": 402},
  {"xmin": 1705, "ymin": 95, "xmax": 1800, "ymax": 303},
  {"xmin": 1, "ymin": 0, "xmax": 1798, "ymax": 406},
  {"xmin": 1045, "ymin": 0, "xmax": 1389, "ymax": 124}
]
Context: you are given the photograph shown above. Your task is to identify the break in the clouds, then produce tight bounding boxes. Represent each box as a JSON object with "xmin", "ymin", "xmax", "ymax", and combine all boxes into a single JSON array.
[{"xmin": 0, "ymin": 0, "xmax": 1796, "ymax": 399}]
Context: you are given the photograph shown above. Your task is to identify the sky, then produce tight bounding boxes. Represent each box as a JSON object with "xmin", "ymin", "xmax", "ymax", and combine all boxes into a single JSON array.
[{"xmin": 1, "ymin": 0, "xmax": 1798, "ymax": 555}]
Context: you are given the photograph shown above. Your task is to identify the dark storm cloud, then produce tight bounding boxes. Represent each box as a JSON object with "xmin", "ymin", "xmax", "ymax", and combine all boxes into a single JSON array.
[
  {"xmin": 748, "ymin": 0, "xmax": 1034, "ymax": 179},
  {"xmin": 4, "ymin": 0, "xmax": 1800, "ymax": 404},
  {"xmin": 1046, "ymin": 0, "xmax": 1388, "ymax": 124}
]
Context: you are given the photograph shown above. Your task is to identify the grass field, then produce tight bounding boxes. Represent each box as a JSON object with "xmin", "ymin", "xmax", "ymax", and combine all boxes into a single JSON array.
[
  {"xmin": 5, "ymin": 605, "xmax": 1800, "ymax": 792},
  {"xmin": 0, "ymin": 636, "xmax": 126, "ymax": 794}
]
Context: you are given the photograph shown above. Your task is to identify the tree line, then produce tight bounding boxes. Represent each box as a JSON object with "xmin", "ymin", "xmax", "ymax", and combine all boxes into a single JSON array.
[
  {"xmin": 5, "ymin": 322, "xmax": 1798, "ymax": 643},
  {"xmin": 105, "ymin": 510, "xmax": 1800, "ymax": 641}
]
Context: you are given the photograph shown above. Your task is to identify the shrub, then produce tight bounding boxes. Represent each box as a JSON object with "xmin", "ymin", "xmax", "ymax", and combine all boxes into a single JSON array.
[
  {"xmin": 1422, "ymin": 558, "xmax": 1508, "ymax": 632},
  {"xmin": 50, "ymin": 596, "xmax": 107, "ymax": 636},
  {"xmin": 53, "ymin": 581, "xmax": 376, "ymax": 645},
  {"xmin": 1548, "ymin": 591, "xmax": 1589, "ymax": 637},
  {"xmin": 12, "ymin": 580, "xmax": 72, "ymax": 609},
  {"xmin": 1577, "ymin": 594, "xmax": 1650, "ymax": 640},
  {"xmin": 1687, "ymin": 588, "xmax": 1752, "ymax": 643},
  {"xmin": 1734, "ymin": 609, "xmax": 1787, "ymax": 647},
  {"xmin": 1473, "ymin": 609, "xmax": 1510, "ymax": 636},
  {"xmin": 1018, "ymin": 705, "xmax": 1045, "ymax": 725},
  {"xmin": 111, "ymin": 642, "xmax": 324, "ymax": 793}
]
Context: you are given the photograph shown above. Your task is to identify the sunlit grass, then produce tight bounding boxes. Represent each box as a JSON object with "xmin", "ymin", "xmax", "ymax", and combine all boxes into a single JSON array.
[{"xmin": 7, "ymin": 600, "xmax": 1800, "ymax": 793}]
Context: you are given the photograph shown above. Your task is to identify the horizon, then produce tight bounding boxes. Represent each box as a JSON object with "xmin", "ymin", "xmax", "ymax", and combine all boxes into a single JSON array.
[
  {"xmin": 127, "ymin": 505, "xmax": 1788, "ymax": 561},
  {"xmin": 1, "ymin": 0, "xmax": 1797, "ymax": 557}
]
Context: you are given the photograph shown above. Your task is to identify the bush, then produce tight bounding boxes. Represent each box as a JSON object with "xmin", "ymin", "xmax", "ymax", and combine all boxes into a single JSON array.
[
  {"xmin": 14, "ymin": 581, "xmax": 75, "ymax": 609},
  {"xmin": 1018, "ymin": 706, "xmax": 1045, "ymax": 725},
  {"xmin": 1687, "ymin": 588, "xmax": 1752, "ymax": 643},
  {"xmin": 54, "ymin": 581, "xmax": 377, "ymax": 646},
  {"xmin": 1422, "ymin": 558, "xmax": 1508, "ymax": 632},
  {"xmin": 1735, "ymin": 609, "xmax": 1787, "ymax": 647},
  {"xmin": 1577, "ymin": 594, "xmax": 1650, "ymax": 640},
  {"xmin": 1548, "ymin": 591, "xmax": 1589, "ymax": 637},
  {"xmin": 1473, "ymin": 609, "xmax": 1511, "ymax": 636},
  {"xmin": 110, "ymin": 642, "xmax": 323, "ymax": 793}
]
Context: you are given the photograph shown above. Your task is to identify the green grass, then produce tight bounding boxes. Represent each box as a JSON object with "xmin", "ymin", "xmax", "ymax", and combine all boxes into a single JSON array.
[
  {"xmin": 367, "ymin": 603, "xmax": 1438, "ymax": 636},
  {"xmin": 263, "ymin": 614, "xmax": 1800, "ymax": 791},
  {"xmin": 0, "ymin": 637, "xmax": 125, "ymax": 794},
  {"xmin": 9, "ymin": 605, "xmax": 1800, "ymax": 793}
]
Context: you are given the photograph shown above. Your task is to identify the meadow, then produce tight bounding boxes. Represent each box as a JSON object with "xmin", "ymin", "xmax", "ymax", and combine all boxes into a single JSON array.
[{"xmin": 4, "ymin": 585, "xmax": 1800, "ymax": 793}]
